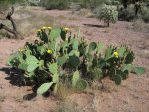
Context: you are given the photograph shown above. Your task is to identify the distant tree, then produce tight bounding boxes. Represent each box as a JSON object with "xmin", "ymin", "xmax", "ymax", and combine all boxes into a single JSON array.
[{"xmin": 97, "ymin": 5, "xmax": 118, "ymax": 27}]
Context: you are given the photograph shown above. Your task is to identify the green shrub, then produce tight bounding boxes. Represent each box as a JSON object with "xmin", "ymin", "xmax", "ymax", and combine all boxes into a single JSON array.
[
  {"xmin": 111, "ymin": 0, "xmax": 120, "ymax": 5},
  {"xmin": 42, "ymin": 0, "xmax": 69, "ymax": 10},
  {"xmin": 77, "ymin": 0, "xmax": 106, "ymax": 9},
  {"xmin": 118, "ymin": 4, "xmax": 136, "ymax": 21},
  {"xmin": 95, "ymin": 4, "xmax": 118, "ymax": 27},
  {"xmin": 0, "ymin": 0, "xmax": 13, "ymax": 9},
  {"xmin": 118, "ymin": 3, "xmax": 149, "ymax": 23},
  {"xmin": 8, "ymin": 26, "xmax": 145, "ymax": 95},
  {"xmin": 75, "ymin": 0, "xmax": 116, "ymax": 9},
  {"xmin": 27, "ymin": 0, "xmax": 40, "ymax": 6},
  {"xmin": 40, "ymin": 0, "xmax": 113, "ymax": 10},
  {"xmin": 0, "ymin": 0, "xmax": 33, "ymax": 9},
  {"xmin": 141, "ymin": 6, "xmax": 149, "ymax": 23}
]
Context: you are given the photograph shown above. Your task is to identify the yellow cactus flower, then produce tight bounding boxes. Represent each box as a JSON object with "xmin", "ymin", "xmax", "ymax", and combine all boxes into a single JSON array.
[
  {"xmin": 64, "ymin": 27, "xmax": 71, "ymax": 31},
  {"xmin": 47, "ymin": 49, "xmax": 52, "ymax": 54},
  {"xmin": 114, "ymin": 51, "xmax": 119, "ymax": 58},
  {"xmin": 19, "ymin": 48, "xmax": 24, "ymax": 52},
  {"xmin": 36, "ymin": 29, "xmax": 41, "ymax": 32},
  {"xmin": 47, "ymin": 27, "xmax": 52, "ymax": 30},
  {"xmin": 42, "ymin": 26, "xmax": 47, "ymax": 30}
]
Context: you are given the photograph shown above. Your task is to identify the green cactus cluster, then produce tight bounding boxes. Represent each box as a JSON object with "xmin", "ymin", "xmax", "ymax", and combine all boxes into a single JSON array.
[
  {"xmin": 7, "ymin": 27, "xmax": 145, "ymax": 95},
  {"xmin": 95, "ymin": 4, "xmax": 118, "ymax": 27}
]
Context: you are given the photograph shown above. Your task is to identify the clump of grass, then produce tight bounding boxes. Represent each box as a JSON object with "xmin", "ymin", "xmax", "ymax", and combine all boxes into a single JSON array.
[
  {"xmin": 77, "ymin": 8, "xmax": 93, "ymax": 17},
  {"xmin": 13, "ymin": 94, "xmax": 24, "ymax": 103},
  {"xmin": 55, "ymin": 94, "xmax": 99, "ymax": 112},
  {"xmin": 0, "ymin": 92, "xmax": 6, "ymax": 102},
  {"xmin": 132, "ymin": 19, "xmax": 149, "ymax": 33},
  {"xmin": 55, "ymin": 101, "xmax": 81, "ymax": 112},
  {"xmin": 55, "ymin": 83, "xmax": 72, "ymax": 101},
  {"xmin": 57, "ymin": 15, "xmax": 67, "ymax": 20},
  {"xmin": 67, "ymin": 17, "xmax": 79, "ymax": 21}
]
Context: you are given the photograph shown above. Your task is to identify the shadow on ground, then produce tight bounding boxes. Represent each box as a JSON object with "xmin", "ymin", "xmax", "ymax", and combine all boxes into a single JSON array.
[
  {"xmin": 0, "ymin": 67, "xmax": 26, "ymax": 87},
  {"xmin": 83, "ymin": 24, "xmax": 106, "ymax": 28},
  {"xmin": 0, "ymin": 67, "xmax": 47, "ymax": 100},
  {"xmin": 23, "ymin": 93, "xmax": 37, "ymax": 101}
]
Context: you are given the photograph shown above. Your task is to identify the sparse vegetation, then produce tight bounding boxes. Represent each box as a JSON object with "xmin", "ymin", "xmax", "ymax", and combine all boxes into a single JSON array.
[
  {"xmin": 55, "ymin": 101, "xmax": 80, "ymax": 112},
  {"xmin": 42, "ymin": 0, "xmax": 69, "ymax": 10},
  {"xmin": 132, "ymin": 19, "xmax": 149, "ymax": 32},
  {"xmin": 118, "ymin": 1, "xmax": 149, "ymax": 23},
  {"xmin": 40, "ymin": 0, "xmax": 149, "ymax": 23},
  {"xmin": 0, "ymin": 1, "xmax": 148, "ymax": 112}
]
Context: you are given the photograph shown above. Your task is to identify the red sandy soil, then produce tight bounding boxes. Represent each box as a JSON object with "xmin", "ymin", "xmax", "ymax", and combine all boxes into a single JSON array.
[{"xmin": 0, "ymin": 9, "xmax": 149, "ymax": 112}]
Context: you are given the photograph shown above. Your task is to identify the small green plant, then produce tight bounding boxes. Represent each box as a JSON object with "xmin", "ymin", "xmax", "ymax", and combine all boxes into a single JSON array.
[
  {"xmin": 95, "ymin": 4, "xmax": 118, "ymax": 27},
  {"xmin": 7, "ymin": 26, "xmax": 145, "ymax": 95}
]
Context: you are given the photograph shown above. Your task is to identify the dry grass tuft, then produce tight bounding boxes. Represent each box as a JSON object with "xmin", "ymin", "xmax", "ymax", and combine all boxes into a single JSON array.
[
  {"xmin": 77, "ymin": 8, "xmax": 93, "ymax": 17},
  {"xmin": 0, "ymin": 92, "xmax": 6, "ymax": 102},
  {"xmin": 55, "ymin": 83, "xmax": 72, "ymax": 101},
  {"xmin": 132, "ymin": 19, "xmax": 149, "ymax": 33},
  {"xmin": 55, "ymin": 101, "xmax": 80, "ymax": 112}
]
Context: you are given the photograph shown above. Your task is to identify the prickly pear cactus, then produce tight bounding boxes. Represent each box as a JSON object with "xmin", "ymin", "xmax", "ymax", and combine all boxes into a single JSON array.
[
  {"xmin": 37, "ymin": 82, "xmax": 54, "ymax": 95},
  {"xmin": 7, "ymin": 27, "xmax": 145, "ymax": 95},
  {"xmin": 72, "ymin": 70, "xmax": 80, "ymax": 87},
  {"xmin": 75, "ymin": 79, "xmax": 88, "ymax": 91}
]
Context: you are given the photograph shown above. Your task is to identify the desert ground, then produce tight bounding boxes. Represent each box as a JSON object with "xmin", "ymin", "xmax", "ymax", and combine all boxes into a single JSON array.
[{"xmin": 0, "ymin": 7, "xmax": 149, "ymax": 112}]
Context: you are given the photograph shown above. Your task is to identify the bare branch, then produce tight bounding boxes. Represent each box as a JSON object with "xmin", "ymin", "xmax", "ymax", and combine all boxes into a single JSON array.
[
  {"xmin": 0, "ymin": 7, "xmax": 22, "ymax": 39},
  {"xmin": 6, "ymin": 7, "xmax": 17, "ymax": 31},
  {"xmin": 6, "ymin": 7, "xmax": 14, "ymax": 20},
  {"xmin": 0, "ymin": 23, "xmax": 18, "ymax": 38}
]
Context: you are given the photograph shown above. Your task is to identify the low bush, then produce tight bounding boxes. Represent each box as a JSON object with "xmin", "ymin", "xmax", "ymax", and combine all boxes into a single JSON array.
[
  {"xmin": 118, "ymin": 4, "xmax": 149, "ymax": 23},
  {"xmin": 40, "ymin": 0, "xmax": 115, "ymax": 10},
  {"xmin": 8, "ymin": 27, "xmax": 145, "ymax": 95},
  {"xmin": 118, "ymin": 4, "xmax": 136, "ymax": 21},
  {"xmin": 42, "ymin": 0, "xmax": 69, "ymax": 10},
  {"xmin": 141, "ymin": 6, "xmax": 149, "ymax": 23}
]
